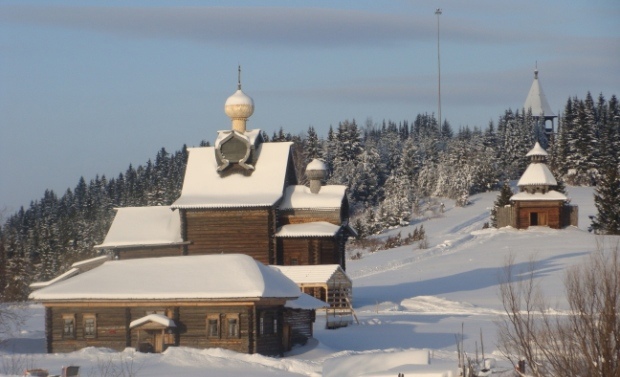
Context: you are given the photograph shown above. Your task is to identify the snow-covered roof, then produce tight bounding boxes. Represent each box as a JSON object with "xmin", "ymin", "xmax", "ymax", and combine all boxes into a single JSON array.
[
  {"xmin": 29, "ymin": 254, "xmax": 301, "ymax": 301},
  {"xmin": 171, "ymin": 142, "xmax": 292, "ymax": 209},
  {"xmin": 71, "ymin": 255, "xmax": 110, "ymax": 269},
  {"xmin": 130, "ymin": 314, "xmax": 176, "ymax": 329},
  {"xmin": 526, "ymin": 142, "xmax": 548, "ymax": 157},
  {"xmin": 271, "ymin": 264, "xmax": 350, "ymax": 285},
  {"xmin": 517, "ymin": 163, "xmax": 557, "ymax": 186},
  {"xmin": 280, "ymin": 185, "xmax": 346, "ymax": 210},
  {"xmin": 29, "ymin": 268, "xmax": 80, "ymax": 290},
  {"xmin": 275, "ymin": 222, "xmax": 342, "ymax": 238},
  {"xmin": 94, "ymin": 206, "xmax": 183, "ymax": 249},
  {"xmin": 510, "ymin": 190, "xmax": 568, "ymax": 201},
  {"xmin": 285, "ymin": 293, "xmax": 328, "ymax": 310},
  {"xmin": 523, "ymin": 69, "xmax": 555, "ymax": 117}
]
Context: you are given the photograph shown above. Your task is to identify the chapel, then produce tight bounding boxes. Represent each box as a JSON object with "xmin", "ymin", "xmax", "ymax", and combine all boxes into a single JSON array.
[{"xmin": 497, "ymin": 142, "xmax": 578, "ymax": 229}]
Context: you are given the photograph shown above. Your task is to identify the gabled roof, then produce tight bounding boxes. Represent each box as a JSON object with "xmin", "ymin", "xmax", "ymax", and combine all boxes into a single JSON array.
[
  {"xmin": 510, "ymin": 190, "xmax": 567, "ymax": 201},
  {"xmin": 29, "ymin": 254, "xmax": 301, "ymax": 301},
  {"xmin": 275, "ymin": 222, "xmax": 342, "ymax": 238},
  {"xmin": 517, "ymin": 163, "xmax": 557, "ymax": 186},
  {"xmin": 94, "ymin": 206, "xmax": 183, "ymax": 249},
  {"xmin": 271, "ymin": 264, "xmax": 350, "ymax": 285},
  {"xmin": 130, "ymin": 314, "xmax": 176, "ymax": 329},
  {"xmin": 171, "ymin": 142, "xmax": 293, "ymax": 209},
  {"xmin": 524, "ymin": 69, "xmax": 555, "ymax": 117},
  {"xmin": 280, "ymin": 185, "xmax": 346, "ymax": 210}
]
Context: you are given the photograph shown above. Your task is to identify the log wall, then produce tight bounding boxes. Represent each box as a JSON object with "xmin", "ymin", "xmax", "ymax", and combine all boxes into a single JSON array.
[
  {"xmin": 48, "ymin": 306, "xmax": 129, "ymax": 353},
  {"xmin": 279, "ymin": 209, "xmax": 342, "ymax": 226},
  {"xmin": 277, "ymin": 238, "xmax": 343, "ymax": 268},
  {"xmin": 283, "ymin": 309, "xmax": 314, "ymax": 348},
  {"xmin": 116, "ymin": 246, "xmax": 183, "ymax": 260},
  {"xmin": 176, "ymin": 305, "xmax": 253, "ymax": 353},
  {"xmin": 45, "ymin": 302, "xmax": 294, "ymax": 356},
  {"xmin": 184, "ymin": 208, "xmax": 274, "ymax": 264},
  {"xmin": 514, "ymin": 200, "xmax": 563, "ymax": 229},
  {"xmin": 254, "ymin": 308, "xmax": 284, "ymax": 356}
]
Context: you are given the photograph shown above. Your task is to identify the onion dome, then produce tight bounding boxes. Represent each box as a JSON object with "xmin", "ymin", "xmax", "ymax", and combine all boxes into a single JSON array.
[
  {"xmin": 224, "ymin": 66, "xmax": 254, "ymax": 133},
  {"xmin": 306, "ymin": 159, "xmax": 327, "ymax": 194}
]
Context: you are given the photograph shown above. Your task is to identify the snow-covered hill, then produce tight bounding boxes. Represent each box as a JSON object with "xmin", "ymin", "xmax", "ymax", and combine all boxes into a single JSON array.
[{"xmin": 1, "ymin": 186, "xmax": 611, "ymax": 376}]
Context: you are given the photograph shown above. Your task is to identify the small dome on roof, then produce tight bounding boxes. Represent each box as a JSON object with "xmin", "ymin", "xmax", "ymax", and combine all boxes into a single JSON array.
[
  {"xmin": 526, "ymin": 142, "xmax": 548, "ymax": 157},
  {"xmin": 306, "ymin": 159, "xmax": 327, "ymax": 171},
  {"xmin": 224, "ymin": 89, "xmax": 254, "ymax": 120}
]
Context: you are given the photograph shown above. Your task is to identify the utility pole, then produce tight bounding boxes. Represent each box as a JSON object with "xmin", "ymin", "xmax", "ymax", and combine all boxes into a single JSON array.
[{"xmin": 435, "ymin": 8, "xmax": 442, "ymax": 130}]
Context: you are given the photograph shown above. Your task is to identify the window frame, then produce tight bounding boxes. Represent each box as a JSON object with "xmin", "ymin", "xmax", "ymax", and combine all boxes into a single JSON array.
[
  {"xmin": 62, "ymin": 314, "xmax": 76, "ymax": 339},
  {"xmin": 226, "ymin": 314, "xmax": 240, "ymax": 339},
  {"xmin": 206, "ymin": 314, "xmax": 220, "ymax": 339},
  {"xmin": 83, "ymin": 314, "xmax": 97, "ymax": 339}
]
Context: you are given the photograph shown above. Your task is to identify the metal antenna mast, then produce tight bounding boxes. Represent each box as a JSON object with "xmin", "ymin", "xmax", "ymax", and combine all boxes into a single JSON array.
[{"xmin": 435, "ymin": 8, "xmax": 442, "ymax": 130}]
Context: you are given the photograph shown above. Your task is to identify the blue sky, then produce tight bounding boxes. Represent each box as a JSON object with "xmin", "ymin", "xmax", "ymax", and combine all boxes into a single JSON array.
[{"xmin": 1, "ymin": 0, "xmax": 619, "ymax": 213}]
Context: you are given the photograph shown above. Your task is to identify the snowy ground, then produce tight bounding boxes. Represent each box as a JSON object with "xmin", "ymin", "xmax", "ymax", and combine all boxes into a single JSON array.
[{"xmin": 1, "ymin": 186, "xmax": 613, "ymax": 376}]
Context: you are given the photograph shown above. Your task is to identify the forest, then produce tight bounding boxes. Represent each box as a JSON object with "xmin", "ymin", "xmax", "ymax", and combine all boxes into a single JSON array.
[{"xmin": 1, "ymin": 91, "xmax": 618, "ymax": 302}]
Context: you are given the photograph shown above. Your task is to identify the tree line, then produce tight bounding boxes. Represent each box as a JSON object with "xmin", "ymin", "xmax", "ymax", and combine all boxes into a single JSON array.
[{"xmin": 1, "ymin": 91, "xmax": 618, "ymax": 301}]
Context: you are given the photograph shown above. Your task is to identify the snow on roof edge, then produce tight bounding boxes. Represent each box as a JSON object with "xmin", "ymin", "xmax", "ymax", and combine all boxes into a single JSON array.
[
  {"xmin": 285, "ymin": 293, "xmax": 328, "ymax": 310},
  {"xmin": 130, "ymin": 314, "xmax": 176, "ymax": 329},
  {"xmin": 29, "ymin": 268, "xmax": 80, "ymax": 290}
]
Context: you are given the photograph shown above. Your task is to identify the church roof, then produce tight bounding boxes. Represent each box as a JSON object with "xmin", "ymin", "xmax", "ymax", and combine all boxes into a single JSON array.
[
  {"xmin": 526, "ymin": 142, "xmax": 548, "ymax": 157},
  {"xmin": 29, "ymin": 254, "xmax": 301, "ymax": 302},
  {"xmin": 280, "ymin": 185, "xmax": 347, "ymax": 210},
  {"xmin": 523, "ymin": 69, "xmax": 555, "ymax": 117},
  {"xmin": 94, "ymin": 206, "xmax": 183, "ymax": 249},
  {"xmin": 275, "ymin": 221, "xmax": 342, "ymax": 238},
  {"xmin": 517, "ymin": 163, "xmax": 557, "ymax": 186},
  {"xmin": 510, "ymin": 190, "xmax": 567, "ymax": 201},
  {"xmin": 171, "ymin": 142, "xmax": 293, "ymax": 209}
]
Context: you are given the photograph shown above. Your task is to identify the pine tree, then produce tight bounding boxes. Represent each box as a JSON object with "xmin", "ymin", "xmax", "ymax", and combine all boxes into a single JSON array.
[{"xmin": 591, "ymin": 167, "xmax": 620, "ymax": 235}]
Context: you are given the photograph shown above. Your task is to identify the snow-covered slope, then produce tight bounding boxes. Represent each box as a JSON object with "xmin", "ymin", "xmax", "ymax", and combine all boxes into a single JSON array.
[{"xmin": 1, "ymin": 186, "xmax": 611, "ymax": 377}]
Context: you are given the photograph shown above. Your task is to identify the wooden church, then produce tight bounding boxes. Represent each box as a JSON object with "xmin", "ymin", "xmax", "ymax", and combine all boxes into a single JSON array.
[
  {"xmin": 30, "ymin": 74, "xmax": 355, "ymax": 356},
  {"xmin": 93, "ymin": 76, "xmax": 353, "ymax": 269},
  {"xmin": 497, "ymin": 142, "xmax": 578, "ymax": 229}
]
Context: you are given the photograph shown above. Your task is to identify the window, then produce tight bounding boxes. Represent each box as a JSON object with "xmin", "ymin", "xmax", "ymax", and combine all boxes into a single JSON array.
[
  {"xmin": 260, "ymin": 312, "xmax": 276, "ymax": 335},
  {"xmin": 207, "ymin": 314, "xmax": 220, "ymax": 338},
  {"xmin": 226, "ymin": 314, "xmax": 239, "ymax": 338},
  {"xmin": 83, "ymin": 314, "xmax": 96, "ymax": 338},
  {"xmin": 62, "ymin": 314, "xmax": 75, "ymax": 338}
]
